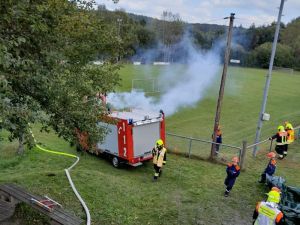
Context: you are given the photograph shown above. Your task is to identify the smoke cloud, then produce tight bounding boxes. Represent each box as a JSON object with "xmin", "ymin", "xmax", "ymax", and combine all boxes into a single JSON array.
[{"xmin": 107, "ymin": 35, "xmax": 221, "ymax": 116}]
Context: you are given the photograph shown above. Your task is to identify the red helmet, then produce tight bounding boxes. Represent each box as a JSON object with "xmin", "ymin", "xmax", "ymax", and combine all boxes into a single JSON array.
[
  {"xmin": 267, "ymin": 152, "xmax": 276, "ymax": 158},
  {"xmin": 271, "ymin": 186, "xmax": 281, "ymax": 193}
]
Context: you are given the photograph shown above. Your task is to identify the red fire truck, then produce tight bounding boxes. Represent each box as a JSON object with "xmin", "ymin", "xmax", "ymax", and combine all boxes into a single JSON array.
[{"xmin": 94, "ymin": 109, "xmax": 165, "ymax": 167}]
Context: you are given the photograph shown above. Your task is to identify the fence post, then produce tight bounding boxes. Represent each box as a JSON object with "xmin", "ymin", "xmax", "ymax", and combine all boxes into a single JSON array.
[
  {"xmin": 269, "ymin": 139, "xmax": 273, "ymax": 152},
  {"xmin": 240, "ymin": 140, "xmax": 247, "ymax": 170},
  {"xmin": 188, "ymin": 139, "xmax": 192, "ymax": 158}
]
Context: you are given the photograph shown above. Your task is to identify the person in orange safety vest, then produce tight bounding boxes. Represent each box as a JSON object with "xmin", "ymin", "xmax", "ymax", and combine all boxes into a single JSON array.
[{"xmin": 284, "ymin": 121, "xmax": 294, "ymax": 157}]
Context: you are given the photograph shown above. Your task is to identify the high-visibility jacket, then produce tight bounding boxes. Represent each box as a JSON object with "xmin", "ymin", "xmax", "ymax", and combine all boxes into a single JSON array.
[
  {"xmin": 286, "ymin": 129, "xmax": 294, "ymax": 144},
  {"xmin": 271, "ymin": 131, "xmax": 287, "ymax": 145},
  {"xmin": 254, "ymin": 201, "xmax": 283, "ymax": 225},
  {"xmin": 152, "ymin": 147, "xmax": 166, "ymax": 167}
]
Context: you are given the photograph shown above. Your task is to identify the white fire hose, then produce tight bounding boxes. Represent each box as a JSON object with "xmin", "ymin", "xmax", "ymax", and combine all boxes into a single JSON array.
[{"xmin": 29, "ymin": 128, "xmax": 91, "ymax": 225}]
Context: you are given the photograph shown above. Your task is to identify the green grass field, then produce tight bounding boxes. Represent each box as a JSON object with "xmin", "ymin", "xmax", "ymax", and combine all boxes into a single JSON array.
[{"xmin": 1, "ymin": 65, "xmax": 300, "ymax": 225}]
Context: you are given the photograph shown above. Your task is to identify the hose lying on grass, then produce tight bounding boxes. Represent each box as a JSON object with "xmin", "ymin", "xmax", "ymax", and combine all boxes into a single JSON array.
[{"xmin": 29, "ymin": 129, "xmax": 91, "ymax": 225}]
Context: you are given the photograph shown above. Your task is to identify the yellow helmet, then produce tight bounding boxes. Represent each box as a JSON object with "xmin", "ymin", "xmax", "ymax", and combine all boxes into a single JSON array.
[
  {"xmin": 286, "ymin": 123, "xmax": 293, "ymax": 129},
  {"xmin": 277, "ymin": 125, "xmax": 285, "ymax": 132},
  {"xmin": 267, "ymin": 190, "xmax": 281, "ymax": 203},
  {"xmin": 156, "ymin": 139, "xmax": 164, "ymax": 147}
]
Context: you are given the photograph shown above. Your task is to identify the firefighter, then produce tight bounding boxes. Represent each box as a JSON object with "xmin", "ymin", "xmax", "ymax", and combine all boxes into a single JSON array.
[
  {"xmin": 253, "ymin": 189, "xmax": 284, "ymax": 225},
  {"xmin": 259, "ymin": 152, "xmax": 277, "ymax": 184},
  {"xmin": 212, "ymin": 125, "xmax": 222, "ymax": 155},
  {"xmin": 224, "ymin": 156, "xmax": 240, "ymax": 197},
  {"xmin": 284, "ymin": 121, "xmax": 294, "ymax": 157},
  {"xmin": 269, "ymin": 126, "xmax": 287, "ymax": 160},
  {"xmin": 152, "ymin": 139, "xmax": 167, "ymax": 181}
]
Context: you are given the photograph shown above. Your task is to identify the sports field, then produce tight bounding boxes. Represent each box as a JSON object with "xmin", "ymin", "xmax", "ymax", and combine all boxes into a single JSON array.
[{"xmin": 0, "ymin": 65, "xmax": 300, "ymax": 225}]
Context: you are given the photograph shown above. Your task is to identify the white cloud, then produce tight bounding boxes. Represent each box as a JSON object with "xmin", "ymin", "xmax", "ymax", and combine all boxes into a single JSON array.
[{"xmin": 96, "ymin": 0, "xmax": 300, "ymax": 27}]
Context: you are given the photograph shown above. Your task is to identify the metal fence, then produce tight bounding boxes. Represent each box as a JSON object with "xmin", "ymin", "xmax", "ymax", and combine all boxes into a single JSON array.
[
  {"xmin": 166, "ymin": 132, "xmax": 244, "ymax": 165},
  {"xmin": 167, "ymin": 127, "xmax": 300, "ymax": 169}
]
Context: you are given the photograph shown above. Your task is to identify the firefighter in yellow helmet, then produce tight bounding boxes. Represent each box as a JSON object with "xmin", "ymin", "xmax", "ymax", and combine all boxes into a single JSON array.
[
  {"xmin": 269, "ymin": 126, "xmax": 287, "ymax": 159},
  {"xmin": 284, "ymin": 121, "xmax": 294, "ymax": 157},
  {"xmin": 152, "ymin": 139, "xmax": 167, "ymax": 181},
  {"xmin": 253, "ymin": 189, "xmax": 284, "ymax": 225}
]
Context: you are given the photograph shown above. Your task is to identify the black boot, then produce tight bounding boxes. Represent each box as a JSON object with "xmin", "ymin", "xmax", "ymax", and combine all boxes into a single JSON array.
[{"xmin": 224, "ymin": 190, "xmax": 229, "ymax": 197}]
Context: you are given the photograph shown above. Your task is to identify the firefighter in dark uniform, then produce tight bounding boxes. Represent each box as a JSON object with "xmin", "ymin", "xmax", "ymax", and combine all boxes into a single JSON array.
[
  {"xmin": 224, "ymin": 156, "xmax": 240, "ymax": 197},
  {"xmin": 259, "ymin": 152, "xmax": 277, "ymax": 183},
  {"xmin": 152, "ymin": 139, "xmax": 167, "ymax": 181},
  {"xmin": 269, "ymin": 126, "xmax": 287, "ymax": 159}
]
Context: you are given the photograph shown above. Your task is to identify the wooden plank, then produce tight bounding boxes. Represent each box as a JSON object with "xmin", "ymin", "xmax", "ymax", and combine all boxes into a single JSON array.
[
  {"xmin": 5, "ymin": 185, "xmax": 83, "ymax": 225},
  {"xmin": 0, "ymin": 198, "xmax": 15, "ymax": 221},
  {"xmin": 2, "ymin": 187, "xmax": 75, "ymax": 220},
  {"xmin": 7, "ymin": 184, "xmax": 83, "ymax": 223},
  {"xmin": 0, "ymin": 184, "xmax": 83, "ymax": 225}
]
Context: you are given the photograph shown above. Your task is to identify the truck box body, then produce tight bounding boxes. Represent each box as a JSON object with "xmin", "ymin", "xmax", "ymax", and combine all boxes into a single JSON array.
[{"xmin": 96, "ymin": 109, "xmax": 165, "ymax": 166}]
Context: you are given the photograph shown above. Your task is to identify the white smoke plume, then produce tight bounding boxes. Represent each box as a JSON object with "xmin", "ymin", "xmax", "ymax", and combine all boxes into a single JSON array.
[{"xmin": 107, "ymin": 35, "xmax": 221, "ymax": 116}]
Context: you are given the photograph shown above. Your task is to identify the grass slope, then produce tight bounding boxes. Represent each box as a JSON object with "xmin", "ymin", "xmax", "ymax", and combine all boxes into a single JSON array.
[{"xmin": 1, "ymin": 66, "xmax": 300, "ymax": 225}]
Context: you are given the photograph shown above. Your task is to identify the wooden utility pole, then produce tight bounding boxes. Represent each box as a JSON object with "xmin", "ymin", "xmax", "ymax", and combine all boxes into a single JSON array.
[{"xmin": 210, "ymin": 13, "xmax": 235, "ymax": 159}]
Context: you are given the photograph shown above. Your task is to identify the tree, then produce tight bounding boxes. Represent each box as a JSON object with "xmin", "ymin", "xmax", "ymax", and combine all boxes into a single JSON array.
[
  {"xmin": 95, "ymin": 8, "xmax": 141, "ymax": 60},
  {"xmin": 0, "ymin": 0, "xmax": 120, "ymax": 154},
  {"xmin": 281, "ymin": 17, "xmax": 300, "ymax": 69},
  {"xmin": 247, "ymin": 22, "xmax": 285, "ymax": 50},
  {"xmin": 251, "ymin": 42, "xmax": 293, "ymax": 68},
  {"xmin": 153, "ymin": 11, "xmax": 185, "ymax": 62}
]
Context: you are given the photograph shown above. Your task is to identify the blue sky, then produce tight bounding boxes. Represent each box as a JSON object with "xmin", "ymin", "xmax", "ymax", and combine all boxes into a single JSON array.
[{"xmin": 96, "ymin": 0, "xmax": 300, "ymax": 27}]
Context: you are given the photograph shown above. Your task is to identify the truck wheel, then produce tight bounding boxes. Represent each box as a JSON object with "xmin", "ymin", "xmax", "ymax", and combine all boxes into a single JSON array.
[{"xmin": 112, "ymin": 156, "xmax": 120, "ymax": 168}]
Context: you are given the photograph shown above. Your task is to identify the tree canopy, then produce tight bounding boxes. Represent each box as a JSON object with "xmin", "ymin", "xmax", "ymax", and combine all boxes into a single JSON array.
[{"xmin": 0, "ymin": 0, "xmax": 120, "ymax": 154}]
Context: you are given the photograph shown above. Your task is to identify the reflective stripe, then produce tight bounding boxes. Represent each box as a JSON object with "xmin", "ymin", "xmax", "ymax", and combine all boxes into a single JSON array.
[
  {"xmin": 154, "ymin": 173, "xmax": 159, "ymax": 177},
  {"xmin": 153, "ymin": 147, "xmax": 166, "ymax": 167},
  {"xmin": 277, "ymin": 131, "xmax": 287, "ymax": 144},
  {"xmin": 258, "ymin": 205, "xmax": 277, "ymax": 219},
  {"xmin": 255, "ymin": 202, "xmax": 282, "ymax": 225}
]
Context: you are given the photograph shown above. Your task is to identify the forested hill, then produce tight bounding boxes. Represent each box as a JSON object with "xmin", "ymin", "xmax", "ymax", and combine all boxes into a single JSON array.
[{"xmin": 99, "ymin": 5, "xmax": 300, "ymax": 70}]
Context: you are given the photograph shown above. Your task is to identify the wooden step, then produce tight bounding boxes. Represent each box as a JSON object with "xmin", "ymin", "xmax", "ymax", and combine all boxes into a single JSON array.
[
  {"xmin": 0, "ymin": 184, "xmax": 83, "ymax": 225},
  {"xmin": 0, "ymin": 198, "xmax": 15, "ymax": 222}
]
